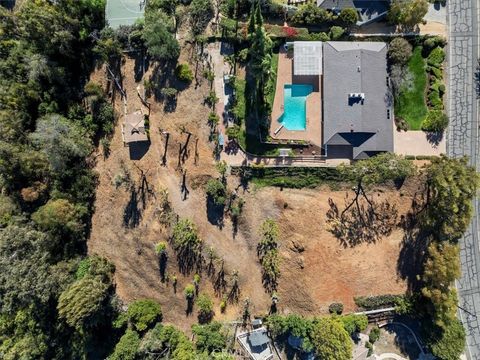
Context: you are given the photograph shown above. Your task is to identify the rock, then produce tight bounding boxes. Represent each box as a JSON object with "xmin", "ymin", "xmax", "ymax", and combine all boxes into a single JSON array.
[
  {"xmin": 289, "ymin": 239, "xmax": 305, "ymax": 253},
  {"xmin": 295, "ymin": 256, "xmax": 305, "ymax": 269}
]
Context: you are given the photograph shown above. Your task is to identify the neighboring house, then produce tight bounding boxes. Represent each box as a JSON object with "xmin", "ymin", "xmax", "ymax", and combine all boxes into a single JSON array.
[
  {"xmin": 317, "ymin": 0, "xmax": 390, "ymax": 26},
  {"xmin": 122, "ymin": 110, "xmax": 149, "ymax": 145},
  {"xmin": 322, "ymin": 41, "xmax": 393, "ymax": 159}
]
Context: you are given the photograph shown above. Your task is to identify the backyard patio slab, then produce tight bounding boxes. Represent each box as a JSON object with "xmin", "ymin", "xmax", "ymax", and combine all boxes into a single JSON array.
[{"xmin": 270, "ymin": 47, "xmax": 322, "ymax": 147}]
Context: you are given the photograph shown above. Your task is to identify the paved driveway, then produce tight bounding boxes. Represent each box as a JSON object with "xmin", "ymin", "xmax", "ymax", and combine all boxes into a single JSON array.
[{"xmin": 394, "ymin": 131, "xmax": 446, "ymax": 156}]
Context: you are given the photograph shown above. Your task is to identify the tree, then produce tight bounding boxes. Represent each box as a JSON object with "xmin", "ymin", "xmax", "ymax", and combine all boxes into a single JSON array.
[
  {"xmin": 387, "ymin": 0, "xmax": 429, "ymax": 29},
  {"xmin": 189, "ymin": 0, "xmax": 213, "ymax": 34},
  {"xmin": 421, "ymin": 110, "xmax": 449, "ymax": 132},
  {"xmin": 257, "ymin": 219, "xmax": 280, "ymax": 292},
  {"xmin": 196, "ymin": 293, "xmax": 214, "ymax": 324},
  {"xmin": 206, "ymin": 179, "xmax": 227, "ymax": 206},
  {"xmin": 139, "ymin": 323, "xmax": 194, "ymax": 356},
  {"xmin": 421, "ymin": 242, "xmax": 461, "ymax": 329},
  {"xmin": 176, "ymin": 63, "xmax": 194, "ymax": 82},
  {"xmin": 429, "ymin": 319, "xmax": 466, "ymax": 360},
  {"xmin": 32, "ymin": 198, "xmax": 86, "ymax": 240},
  {"xmin": 422, "ymin": 156, "xmax": 479, "ymax": 241},
  {"xmin": 171, "ymin": 219, "xmax": 203, "ymax": 273},
  {"xmin": 0, "ymin": 226, "xmax": 60, "ymax": 312},
  {"xmin": 120, "ymin": 299, "xmax": 162, "ymax": 332},
  {"xmin": 57, "ymin": 277, "xmax": 110, "ymax": 330},
  {"xmin": 329, "ymin": 26, "xmax": 345, "ymax": 40},
  {"xmin": 388, "ymin": 37, "xmax": 413, "ymax": 65},
  {"xmin": 309, "ymin": 317, "xmax": 352, "ymax": 360},
  {"xmin": 340, "ymin": 314, "xmax": 368, "ymax": 335},
  {"xmin": 339, "ymin": 8, "xmax": 358, "ymax": 26},
  {"xmin": 109, "ymin": 329, "xmax": 140, "ymax": 360},
  {"xmin": 30, "ymin": 114, "xmax": 93, "ymax": 173},
  {"xmin": 290, "ymin": 3, "xmax": 331, "ymax": 25},
  {"xmin": 142, "ymin": 11, "xmax": 179, "ymax": 61},
  {"xmin": 191, "ymin": 321, "xmax": 227, "ymax": 353}
]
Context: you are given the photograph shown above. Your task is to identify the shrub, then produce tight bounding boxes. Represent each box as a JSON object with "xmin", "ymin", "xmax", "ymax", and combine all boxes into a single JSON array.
[
  {"xmin": 424, "ymin": 36, "xmax": 446, "ymax": 54},
  {"xmin": 329, "ymin": 26, "xmax": 345, "ymax": 40},
  {"xmin": 205, "ymin": 179, "xmax": 226, "ymax": 206},
  {"xmin": 369, "ymin": 326, "xmax": 381, "ymax": 343},
  {"xmin": 226, "ymin": 125, "xmax": 240, "ymax": 140},
  {"xmin": 184, "ymin": 284, "xmax": 195, "ymax": 299},
  {"xmin": 427, "ymin": 90, "xmax": 443, "ymax": 110},
  {"xmin": 328, "ymin": 302, "xmax": 344, "ymax": 315},
  {"xmin": 175, "ymin": 63, "xmax": 194, "ymax": 82},
  {"xmin": 205, "ymin": 90, "xmax": 219, "ymax": 107},
  {"xmin": 422, "ymin": 110, "xmax": 448, "ymax": 132},
  {"xmin": 124, "ymin": 299, "xmax": 162, "ymax": 332},
  {"xmin": 309, "ymin": 32, "xmax": 330, "ymax": 42},
  {"xmin": 208, "ymin": 112, "xmax": 219, "ymax": 128},
  {"xmin": 427, "ymin": 47, "xmax": 445, "ymax": 67},
  {"xmin": 196, "ymin": 293, "xmax": 214, "ymax": 323},
  {"xmin": 365, "ymin": 341, "xmax": 373, "ymax": 357},
  {"xmin": 155, "ymin": 242, "xmax": 167, "ymax": 255},
  {"xmin": 283, "ymin": 26, "xmax": 298, "ymax": 38},
  {"xmin": 340, "ymin": 314, "xmax": 368, "ymax": 335},
  {"xmin": 339, "ymin": 8, "xmax": 358, "ymax": 26},
  {"xmin": 161, "ymin": 87, "xmax": 178, "ymax": 98},
  {"xmin": 429, "ymin": 66, "xmax": 443, "ymax": 79},
  {"xmin": 388, "ymin": 37, "xmax": 413, "ymax": 65}
]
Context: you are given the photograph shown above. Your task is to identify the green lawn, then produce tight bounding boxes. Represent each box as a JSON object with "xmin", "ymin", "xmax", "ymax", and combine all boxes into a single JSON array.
[
  {"xmin": 232, "ymin": 78, "xmax": 246, "ymax": 123},
  {"xmin": 394, "ymin": 47, "xmax": 428, "ymax": 130}
]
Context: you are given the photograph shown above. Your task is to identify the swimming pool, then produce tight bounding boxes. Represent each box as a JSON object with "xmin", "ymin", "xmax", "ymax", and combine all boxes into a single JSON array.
[{"xmin": 279, "ymin": 84, "xmax": 313, "ymax": 131}]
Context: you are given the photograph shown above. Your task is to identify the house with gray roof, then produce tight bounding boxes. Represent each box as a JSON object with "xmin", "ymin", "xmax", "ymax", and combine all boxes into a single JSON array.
[
  {"xmin": 317, "ymin": 0, "xmax": 390, "ymax": 25},
  {"xmin": 322, "ymin": 41, "xmax": 393, "ymax": 159}
]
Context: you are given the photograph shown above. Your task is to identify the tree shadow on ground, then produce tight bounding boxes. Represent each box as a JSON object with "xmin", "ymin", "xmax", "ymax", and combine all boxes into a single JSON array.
[
  {"xmin": 123, "ymin": 186, "xmax": 141, "ymax": 228},
  {"xmin": 326, "ymin": 195, "xmax": 398, "ymax": 248},
  {"xmin": 425, "ymin": 131, "xmax": 444, "ymax": 146},
  {"xmin": 206, "ymin": 198, "xmax": 225, "ymax": 228},
  {"xmin": 379, "ymin": 323, "xmax": 422, "ymax": 360},
  {"xmin": 134, "ymin": 52, "xmax": 149, "ymax": 82},
  {"xmin": 397, "ymin": 193, "xmax": 429, "ymax": 292}
]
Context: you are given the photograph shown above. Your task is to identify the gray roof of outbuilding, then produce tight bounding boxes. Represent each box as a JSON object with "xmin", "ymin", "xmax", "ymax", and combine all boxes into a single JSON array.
[
  {"xmin": 317, "ymin": 0, "xmax": 354, "ymax": 9},
  {"xmin": 294, "ymin": 41, "xmax": 323, "ymax": 75},
  {"xmin": 248, "ymin": 330, "xmax": 270, "ymax": 347},
  {"xmin": 323, "ymin": 41, "xmax": 393, "ymax": 159}
]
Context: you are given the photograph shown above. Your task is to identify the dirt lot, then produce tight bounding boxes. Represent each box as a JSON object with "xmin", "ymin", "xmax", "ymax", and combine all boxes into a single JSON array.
[{"xmin": 88, "ymin": 48, "xmax": 416, "ymax": 331}]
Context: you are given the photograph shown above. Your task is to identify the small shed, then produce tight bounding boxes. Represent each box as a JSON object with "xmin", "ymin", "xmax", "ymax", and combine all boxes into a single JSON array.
[
  {"xmin": 122, "ymin": 110, "xmax": 149, "ymax": 145},
  {"xmin": 237, "ymin": 327, "xmax": 274, "ymax": 360}
]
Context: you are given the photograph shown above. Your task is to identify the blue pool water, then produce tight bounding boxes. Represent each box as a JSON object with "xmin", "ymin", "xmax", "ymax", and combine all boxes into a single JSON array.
[{"xmin": 279, "ymin": 84, "xmax": 313, "ymax": 131}]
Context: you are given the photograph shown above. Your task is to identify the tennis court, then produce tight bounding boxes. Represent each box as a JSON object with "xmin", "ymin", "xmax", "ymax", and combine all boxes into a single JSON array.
[{"xmin": 106, "ymin": 0, "xmax": 145, "ymax": 28}]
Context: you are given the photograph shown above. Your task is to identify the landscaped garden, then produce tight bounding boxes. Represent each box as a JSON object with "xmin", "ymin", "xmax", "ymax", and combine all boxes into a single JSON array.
[
  {"xmin": 394, "ymin": 46, "xmax": 428, "ymax": 130},
  {"xmin": 392, "ymin": 37, "xmax": 447, "ymax": 131}
]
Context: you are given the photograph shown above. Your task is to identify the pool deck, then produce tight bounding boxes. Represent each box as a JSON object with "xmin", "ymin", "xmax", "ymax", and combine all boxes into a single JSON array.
[{"xmin": 270, "ymin": 47, "xmax": 322, "ymax": 147}]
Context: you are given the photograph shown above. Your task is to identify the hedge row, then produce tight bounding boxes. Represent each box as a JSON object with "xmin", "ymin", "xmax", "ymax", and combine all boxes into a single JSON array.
[
  {"xmin": 231, "ymin": 166, "xmax": 343, "ymax": 189},
  {"xmin": 354, "ymin": 294, "xmax": 405, "ymax": 310}
]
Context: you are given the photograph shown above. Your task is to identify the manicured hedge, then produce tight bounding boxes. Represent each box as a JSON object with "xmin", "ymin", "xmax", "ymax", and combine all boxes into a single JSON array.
[
  {"xmin": 354, "ymin": 294, "xmax": 405, "ymax": 310},
  {"xmin": 231, "ymin": 166, "xmax": 343, "ymax": 189}
]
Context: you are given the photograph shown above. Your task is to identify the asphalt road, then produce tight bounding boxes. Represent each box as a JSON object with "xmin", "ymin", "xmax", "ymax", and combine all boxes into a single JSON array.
[{"xmin": 447, "ymin": 0, "xmax": 480, "ymax": 358}]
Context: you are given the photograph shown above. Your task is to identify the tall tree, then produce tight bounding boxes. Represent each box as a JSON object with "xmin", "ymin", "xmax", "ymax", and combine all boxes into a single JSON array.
[
  {"xmin": 387, "ymin": 0, "xmax": 429, "ymax": 29},
  {"xmin": 309, "ymin": 317, "xmax": 352, "ymax": 360},
  {"xmin": 422, "ymin": 156, "xmax": 479, "ymax": 241}
]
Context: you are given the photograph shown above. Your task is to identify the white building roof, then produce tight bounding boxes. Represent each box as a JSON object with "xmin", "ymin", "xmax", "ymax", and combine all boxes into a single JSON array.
[{"xmin": 293, "ymin": 41, "xmax": 323, "ymax": 76}]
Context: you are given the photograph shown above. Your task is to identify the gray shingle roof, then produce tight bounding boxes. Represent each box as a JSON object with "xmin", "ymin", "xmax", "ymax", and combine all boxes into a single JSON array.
[
  {"xmin": 248, "ymin": 329, "xmax": 270, "ymax": 347},
  {"xmin": 124, "ymin": 110, "xmax": 148, "ymax": 143},
  {"xmin": 323, "ymin": 41, "xmax": 393, "ymax": 159}
]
